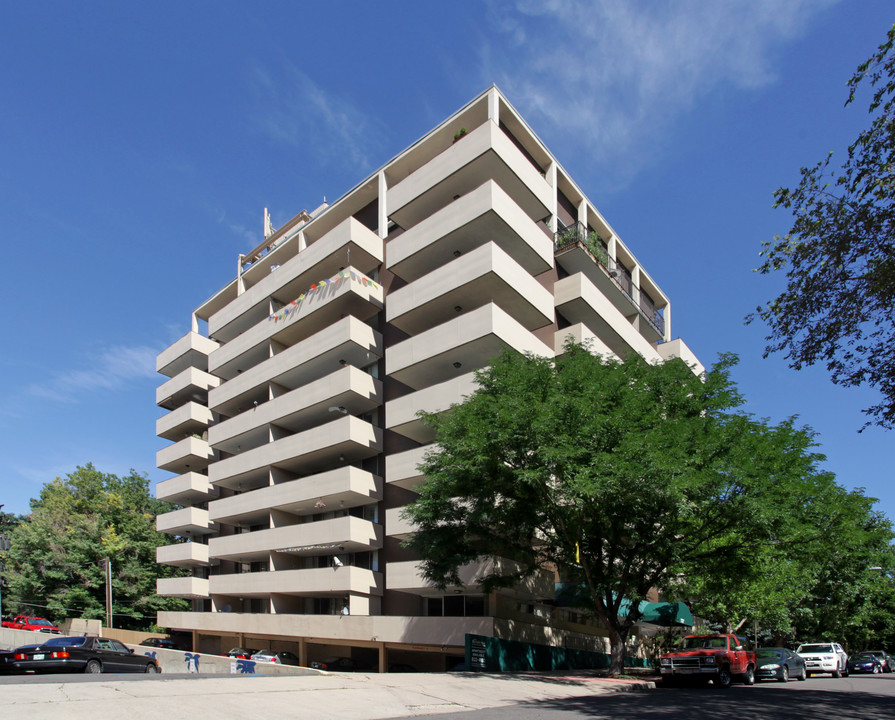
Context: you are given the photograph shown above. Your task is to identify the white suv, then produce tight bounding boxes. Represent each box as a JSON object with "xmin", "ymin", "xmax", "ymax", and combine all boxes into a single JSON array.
[{"xmin": 796, "ymin": 642, "xmax": 849, "ymax": 677}]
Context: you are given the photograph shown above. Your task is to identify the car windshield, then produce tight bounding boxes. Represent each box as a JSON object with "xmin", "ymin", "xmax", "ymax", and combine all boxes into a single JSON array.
[
  {"xmin": 798, "ymin": 644, "xmax": 833, "ymax": 654},
  {"xmin": 43, "ymin": 637, "xmax": 87, "ymax": 648},
  {"xmin": 29, "ymin": 619, "xmax": 53, "ymax": 626},
  {"xmin": 854, "ymin": 653, "xmax": 876, "ymax": 661},
  {"xmin": 681, "ymin": 637, "xmax": 728, "ymax": 649},
  {"xmin": 757, "ymin": 650, "xmax": 784, "ymax": 659}
]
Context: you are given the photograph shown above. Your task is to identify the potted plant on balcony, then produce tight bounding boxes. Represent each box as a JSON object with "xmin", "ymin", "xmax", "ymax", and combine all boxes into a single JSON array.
[{"xmin": 453, "ymin": 127, "xmax": 468, "ymax": 143}]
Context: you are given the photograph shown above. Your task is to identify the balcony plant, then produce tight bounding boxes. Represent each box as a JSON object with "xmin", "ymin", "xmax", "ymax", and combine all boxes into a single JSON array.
[{"xmin": 453, "ymin": 127, "xmax": 467, "ymax": 143}]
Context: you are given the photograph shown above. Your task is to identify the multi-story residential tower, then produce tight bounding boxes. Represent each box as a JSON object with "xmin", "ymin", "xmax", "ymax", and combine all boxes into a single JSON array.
[{"xmin": 154, "ymin": 87, "xmax": 702, "ymax": 671}]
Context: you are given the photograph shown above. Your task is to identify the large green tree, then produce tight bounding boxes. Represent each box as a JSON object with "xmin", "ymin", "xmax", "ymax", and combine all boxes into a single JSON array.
[
  {"xmin": 2, "ymin": 464, "xmax": 188, "ymax": 629},
  {"xmin": 679, "ymin": 476, "xmax": 893, "ymax": 648},
  {"xmin": 750, "ymin": 24, "xmax": 895, "ymax": 429},
  {"xmin": 404, "ymin": 343, "xmax": 838, "ymax": 675}
]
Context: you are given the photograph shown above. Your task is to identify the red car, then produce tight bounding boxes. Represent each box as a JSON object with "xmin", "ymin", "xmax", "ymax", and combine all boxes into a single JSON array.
[{"xmin": 1, "ymin": 616, "xmax": 61, "ymax": 634}]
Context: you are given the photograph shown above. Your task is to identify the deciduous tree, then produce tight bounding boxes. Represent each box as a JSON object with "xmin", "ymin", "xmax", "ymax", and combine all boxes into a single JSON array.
[
  {"xmin": 750, "ymin": 24, "xmax": 895, "ymax": 429},
  {"xmin": 404, "ymin": 343, "xmax": 837, "ymax": 675},
  {"xmin": 3, "ymin": 464, "xmax": 188, "ymax": 629}
]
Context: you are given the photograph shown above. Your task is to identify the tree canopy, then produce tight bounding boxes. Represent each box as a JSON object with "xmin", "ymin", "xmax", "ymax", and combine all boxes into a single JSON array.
[
  {"xmin": 403, "ymin": 343, "xmax": 872, "ymax": 674},
  {"xmin": 1, "ymin": 464, "xmax": 188, "ymax": 630},
  {"xmin": 750, "ymin": 23, "xmax": 895, "ymax": 429}
]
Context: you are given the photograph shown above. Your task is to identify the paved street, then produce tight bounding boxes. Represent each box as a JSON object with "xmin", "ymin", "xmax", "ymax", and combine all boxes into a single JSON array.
[{"xmin": 0, "ymin": 670, "xmax": 892, "ymax": 719}]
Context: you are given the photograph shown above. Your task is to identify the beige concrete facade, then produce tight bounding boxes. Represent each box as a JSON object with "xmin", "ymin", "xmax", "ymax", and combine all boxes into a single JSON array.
[{"xmin": 154, "ymin": 87, "xmax": 702, "ymax": 672}]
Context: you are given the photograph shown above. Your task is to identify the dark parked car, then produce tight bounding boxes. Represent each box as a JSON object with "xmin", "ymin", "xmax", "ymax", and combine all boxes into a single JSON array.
[
  {"xmin": 755, "ymin": 647, "xmax": 808, "ymax": 682},
  {"xmin": 310, "ymin": 656, "xmax": 369, "ymax": 672},
  {"xmin": 867, "ymin": 650, "xmax": 894, "ymax": 673},
  {"xmin": 250, "ymin": 650, "xmax": 300, "ymax": 666},
  {"xmin": 139, "ymin": 637, "xmax": 178, "ymax": 650},
  {"xmin": 0, "ymin": 636, "xmax": 159, "ymax": 674},
  {"xmin": 847, "ymin": 651, "xmax": 886, "ymax": 674},
  {"xmin": 223, "ymin": 647, "xmax": 257, "ymax": 659}
]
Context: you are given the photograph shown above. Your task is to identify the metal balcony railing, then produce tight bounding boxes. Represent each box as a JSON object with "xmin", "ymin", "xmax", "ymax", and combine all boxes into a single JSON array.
[{"xmin": 554, "ymin": 222, "xmax": 665, "ymax": 337}]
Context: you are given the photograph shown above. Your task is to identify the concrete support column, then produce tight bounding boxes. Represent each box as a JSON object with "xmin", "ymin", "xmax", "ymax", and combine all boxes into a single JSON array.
[
  {"xmin": 377, "ymin": 641, "xmax": 386, "ymax": 673},
  {"xmin": 378, "ymin": 171, "xmax": 388, "ymax": 239},
  {"xmin": 487, "ymin": 86, "xmax": 499, "ymax": 124}
]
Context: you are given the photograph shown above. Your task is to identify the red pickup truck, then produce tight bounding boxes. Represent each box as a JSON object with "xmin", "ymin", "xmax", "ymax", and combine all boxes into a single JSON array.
[
  {"xmin": 1, "ymin": 616, "xmax": 61, "ymax": 634},
  {"xmin": 660, "ymin": 634, "xmax": 756, "ymax": 688}
]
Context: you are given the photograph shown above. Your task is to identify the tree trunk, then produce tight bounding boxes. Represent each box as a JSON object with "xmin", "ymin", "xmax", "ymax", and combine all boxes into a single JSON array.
[{"xmin": 607, "ymin": 624, "xmax": 631, "ymax": 676}]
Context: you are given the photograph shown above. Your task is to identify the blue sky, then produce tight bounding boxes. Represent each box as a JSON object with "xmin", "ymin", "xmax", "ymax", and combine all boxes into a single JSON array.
[{"xmin": 1, "ymin": 1, "xmax": 892, "ymax": 525}]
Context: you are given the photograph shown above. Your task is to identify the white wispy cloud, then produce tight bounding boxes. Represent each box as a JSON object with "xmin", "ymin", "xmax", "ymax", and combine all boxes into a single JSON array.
[
  {"xmin": 248, "ymin": 58, "xmax": 385, "ymax": 173},
  {"xmin": 27, "ymin": 345, "xmax": 159, "ymax": 403},
  {"xmin": 483, "ymin": 0, "xmax": 838, "ymax": 188}
]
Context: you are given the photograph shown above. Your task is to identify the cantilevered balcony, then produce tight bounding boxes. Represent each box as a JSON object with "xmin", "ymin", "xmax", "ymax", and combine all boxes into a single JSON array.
[
  {"xmin": 385, "ymin": 372, "xmax": 478, "ymax": 443},
  {"xmin": 657, "ymin": 338, "xmax": 705, "ymax": 377},
  {"xmin": 209, "ymin": 566, "xmax": 383, "ymax": 598},
  {"xmin": 386, "ymin": 558, "xmax": 554, "ymax": 599},
  {"xmin": 156, "ymin": 402, "xmax": 213, "ymax": 442},
  {"xmin": 209, "ymin": 366, "xmax": 381, "ymax": 455},
  {"xmin": 210, "ymin": 218, "xmax": 384, "ymax": 343},
  {"xmin": 387, "ymin": 180, "xmax": 553, "ymax": 282},
  {"xmin": 209, "ymin": 515, "xmax": 383, "ymax": 563},
  {"xmin": 208, "ymin": 267, "xmax": 383, "ymax": 381},
  {"xmin": 156, "ymin": 367, "xmax": 220, "ymax": 411},
  {"xmin": 554, "ymin": 323, "xmax": 618, "ymax": 361},
  {"xmin": 553, "ymin": 273, "xmax": 662, "ymax": 362},
  {"xmin": 156, "ymin": 436, "xmax": 214, "ymax": 475},
  {"xmin": 554, "ymin": 224, "xmax": 668, "ymax": 344},
  {"xmin": 386, "ymin": 242, "xmax": 553, "ymax": 336},
  {"xmin": 156, "ymin": 542, "xmax": 210, "ymax": 567},
  {"xmin": 157, "ymin": 332, "xmax": 219, "ymax": 378},
  {"xmin": 156, "ymin": 506, "xmax": 214, "ymax": 537},
  {"xmin": 385, "ymin": 506, "xmax": 417, "ymax": 540},
  {"xmin": 387, "ymin": 121, "xmax": 552, "ymax": 230},
  {"xmin": 209, "ymin": 316, "xmax": 382, "ymax": 419},
  {"xmin": 209, "ymin": 415, "xmax": 382, "ymax": 491},
  {"xmin": 209, "ymin": 467, "xmax": 382, "ymax": 526},
  {"xmin": 385, "ymin": 446, "xmax": 431, "ymax": 491},
  {"xmin": 386, "ymin": 303, "xmax": 551, "ymax": 391},
  {"xmin": 155, "ymin": 471, "xmax": 218, "ymax": 505},
  {"xmin": 157, "ymin": 576, "xmax": 209, "ymax": 599}
]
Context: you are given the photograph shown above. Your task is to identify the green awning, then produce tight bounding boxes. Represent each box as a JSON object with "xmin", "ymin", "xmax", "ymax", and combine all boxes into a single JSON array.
[{"xmin": 554, "ymin": 583, "xmax": 693, "ymax": 627}]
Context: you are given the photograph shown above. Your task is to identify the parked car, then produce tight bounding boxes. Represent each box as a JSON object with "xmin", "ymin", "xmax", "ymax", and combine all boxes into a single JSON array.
[
  {"xmin": 755, "ymin": 647, "xmax": 808, "ymax": 682},
  {"xmin": 310, "ymin": 656, "xmax": 369, "ymax": 672},
  {"xmin": 796, "ymin": 642, "xmax": 849, "ymax": 677},
  {"xmin": 222, "ymin": 647, "xmax": 257, "ymax": 659},
  {"xmin": 1, "ymin": 616, "xmax": 61, "ymax": 634},
  {"xmin": 0, "ymin": 636, "xmax": 159, "ymax": 674},
  {"xmin": 139, "ymin": 637, "xmax": 178, "ymax": 650},
  {"xmin": 847, "ymin": 652, "xmax": 886, "ymax": 674},
  {"xmin": 250, "ymin": 650, "xmax": 300, "ymax": 666},
  {"xmin": 659, "ymin": 634, "xmax": 756, "ymax": 687},
  {"xmin": 866, "ymin": 650, "xmax": 894, "ymax": 673}
]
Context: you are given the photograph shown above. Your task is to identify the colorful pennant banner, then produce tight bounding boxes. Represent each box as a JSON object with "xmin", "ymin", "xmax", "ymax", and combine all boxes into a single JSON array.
[{"xmin": 267, "ymin": 269, "xmax": 381, "ymax": 323}]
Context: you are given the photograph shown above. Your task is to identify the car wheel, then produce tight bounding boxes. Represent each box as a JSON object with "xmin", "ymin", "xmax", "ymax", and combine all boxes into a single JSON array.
[
  {"xmin": 85, "ymin": 659, "xmax": 102, "ymax": 674},
  {"xmin": 843, "ymin": 663, "xmax": 849, "ymax": 677},
  {"xmin": 778, "ymin": 665, "xmax": 789, "ymax": 683},
  {"xmin": 873, "ymin": 665, "xmax": 882, "ymax": 674},
  {"xmin": 798, "ymin": 666, "xmax": 807, "ymax": 681},
  {"xmin": 743, "ymin": 666, "xmax": 755, "ymax": 686},
  {"xmin": 832, "ymin": 663, "xmax": 842, "ymax": 679},
  {"xmin": 715, "ymin": 668, "xmax": 733, "ymax": 688},
  {"xmin": 145, "ymin": 663, "xmax": 160, "ymax": 673}
]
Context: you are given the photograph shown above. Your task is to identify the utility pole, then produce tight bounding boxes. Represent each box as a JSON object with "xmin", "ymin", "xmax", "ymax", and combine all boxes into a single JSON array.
[
  {"xmin": 0, "ymin": 532, "xmax": 8, "ymax": 622},
  {"xmin": 103, "ymin": 557, "xmax": 113, "ymax": 629},
  {"xmin": 0, "ymin": 504, "xmax": 7, "ymax": 622}
]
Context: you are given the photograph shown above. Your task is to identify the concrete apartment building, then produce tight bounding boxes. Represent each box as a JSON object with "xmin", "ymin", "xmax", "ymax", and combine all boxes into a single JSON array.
[{"xmin": 154, "ymin": 86, "xmax": 702, "ymax": 671}]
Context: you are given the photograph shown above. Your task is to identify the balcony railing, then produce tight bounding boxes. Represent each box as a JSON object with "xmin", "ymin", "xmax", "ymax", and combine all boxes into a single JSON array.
[{"xmin": 554, "ymin": 221, "xmax": 665, "ymax": 337}]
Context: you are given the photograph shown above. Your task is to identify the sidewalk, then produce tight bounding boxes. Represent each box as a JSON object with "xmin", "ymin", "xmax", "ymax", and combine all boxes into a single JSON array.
[{"xmin": 0, "ymin": 669, "xmax": 656, "ymax": 719}]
